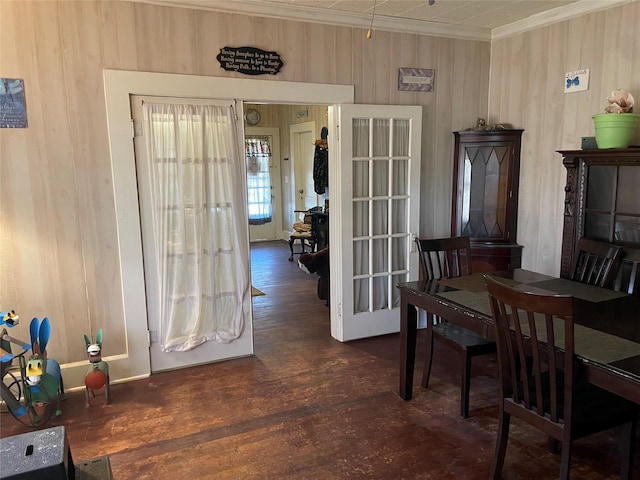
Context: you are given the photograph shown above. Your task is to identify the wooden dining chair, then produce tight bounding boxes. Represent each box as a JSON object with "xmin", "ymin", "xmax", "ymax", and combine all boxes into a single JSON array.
[
  {"xmin": 614, "ymin": 247, "xmax": 640, "ymax": 296},
  {"xmin": 415, "ymin": 236, "xmax": 496, "ymax": 418},
  {"xmin": 570, "ymin": 238, "xmax": 622, "ymax": 287},
  {"xmin": 485, "ymin": 274, "xmax": 638, "ymax": 480}
]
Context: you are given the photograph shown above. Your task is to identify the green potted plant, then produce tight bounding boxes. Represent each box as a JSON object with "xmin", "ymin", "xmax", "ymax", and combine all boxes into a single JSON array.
[{"xmin": 592, "ymin": 89, "xmax": 640, "ymax": 148}]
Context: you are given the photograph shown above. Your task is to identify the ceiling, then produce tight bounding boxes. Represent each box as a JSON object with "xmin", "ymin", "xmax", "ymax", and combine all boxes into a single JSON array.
[{"xmin": 142, "ymin": 0, "xmax": 631, "ymax": 40}]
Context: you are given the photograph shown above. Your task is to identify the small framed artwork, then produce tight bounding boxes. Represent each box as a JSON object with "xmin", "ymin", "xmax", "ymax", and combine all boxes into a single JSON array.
[
  {"xmin": 0, "ymin": 78, "xmax": 28, "ymax": 128},
  {"xmin": 398, "ymin": 68, "xmax": 435, "ymax": 92}
]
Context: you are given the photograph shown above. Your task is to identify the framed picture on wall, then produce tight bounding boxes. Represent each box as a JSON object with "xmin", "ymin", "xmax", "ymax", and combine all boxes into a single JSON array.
[
  {"xmin": 398, "ymin": 68, "xmax": 435, "ymax": 92},
  {"xmin": 0, "ymin": 78, "xmax": 28, "ymax": 128}
]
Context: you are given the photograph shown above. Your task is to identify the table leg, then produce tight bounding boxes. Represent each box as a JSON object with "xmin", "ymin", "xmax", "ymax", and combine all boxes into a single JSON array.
[{"xmin": 399, "ymin": 294, "xmax": 417, "ymax": 400}]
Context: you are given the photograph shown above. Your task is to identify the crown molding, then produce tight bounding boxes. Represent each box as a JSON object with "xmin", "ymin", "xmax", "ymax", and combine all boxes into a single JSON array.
[
  {"xmin": 132, "ymin": 0, "xmax": 491, "ymax": 41},
  {"xmin": 133, "ymin": 0, "xmax": 632, "ymax": 43},
  {"xmin": 491, "ymin": 0, "xmax": 633, "ymax": 40}
]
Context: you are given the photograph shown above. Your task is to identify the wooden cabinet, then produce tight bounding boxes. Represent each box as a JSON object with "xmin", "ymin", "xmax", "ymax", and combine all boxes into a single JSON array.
[
  {"xmin": 451, "ymin": 130, "xmax": 524, "ymax": 272},
  {"xmin": 559, "ymin": 148, "xmax": 640, "ymax": 278}
]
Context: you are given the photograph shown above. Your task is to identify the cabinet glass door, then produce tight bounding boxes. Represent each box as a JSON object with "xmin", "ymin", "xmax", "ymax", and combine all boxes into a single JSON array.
[{"xmin": 460, "ymin": 145, "xmax": 511, "ymax": 240}]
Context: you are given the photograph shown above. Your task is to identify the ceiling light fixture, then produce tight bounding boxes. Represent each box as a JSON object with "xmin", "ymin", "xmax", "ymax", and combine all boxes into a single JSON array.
[{"xmin": 366, "ymin": 0, "xmax": 377, "ymax": 39}]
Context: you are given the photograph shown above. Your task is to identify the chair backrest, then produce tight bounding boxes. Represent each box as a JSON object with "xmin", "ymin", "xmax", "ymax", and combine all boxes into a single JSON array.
[
  {"xmin": 485, "ymin": 275, "xmax": 575, "ymax": 432},
  {"xmin": 614, "ymin": 247, "xmax": 640, "ymax": 296},
  {"xmin": 415, "ymin": 236, "xmax": 471, "ymax": 280},
  {"xmin": 570, "ymin": 238, "xmax": 622, "ymax": 288}
]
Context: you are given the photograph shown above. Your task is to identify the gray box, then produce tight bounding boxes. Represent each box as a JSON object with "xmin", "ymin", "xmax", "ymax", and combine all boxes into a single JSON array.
[
  {"xmin": 581, "ymin": 136, "xmax": 598, "ymax": 149},
  {"xmin": 76, "ymin": 456, "xmax": 113, "ymax": 480},
  {"xmin": 0, "ymin": 426, "xmax": 75, "ymax": 480}
]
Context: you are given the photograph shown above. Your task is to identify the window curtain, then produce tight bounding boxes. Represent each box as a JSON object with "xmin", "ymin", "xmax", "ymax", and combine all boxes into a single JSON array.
[
  {"xmin": 143, "ymin": 102, "xmax": 249, "ymax": 352},
  {"xmin": 352, "ymin": 118, "xmax": 410, "ymax": 313}
]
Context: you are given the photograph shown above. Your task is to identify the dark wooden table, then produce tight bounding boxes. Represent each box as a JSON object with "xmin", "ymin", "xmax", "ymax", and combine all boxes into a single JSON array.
[{"xmin": 398, "ymin": 269, "xmax": 640, "ymax": 404}]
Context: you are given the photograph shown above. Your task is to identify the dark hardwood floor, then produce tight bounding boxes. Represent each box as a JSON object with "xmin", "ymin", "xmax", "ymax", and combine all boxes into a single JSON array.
[{"xmin": 1, "ymin": 240, "xmax": 637, "ymax": 479}]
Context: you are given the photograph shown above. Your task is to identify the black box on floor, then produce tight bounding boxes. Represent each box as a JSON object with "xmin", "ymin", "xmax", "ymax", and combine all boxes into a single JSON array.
[
  {"xmin": 76, "ymin": 455, "xmax": 113, "ymax": 480},
  {"xmin": 0, "ymin": 426, "xmax": 75, "ymax": 480}
]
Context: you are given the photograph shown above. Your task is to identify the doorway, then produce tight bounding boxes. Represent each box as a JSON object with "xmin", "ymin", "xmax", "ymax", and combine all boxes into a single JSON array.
[
  {"xmin": 244, "ymin": 104, "xmax": 329, "ymax": 312},
  {"xmin": 104, "ymin": 70, "xmax": 355, "ymax": 380}
]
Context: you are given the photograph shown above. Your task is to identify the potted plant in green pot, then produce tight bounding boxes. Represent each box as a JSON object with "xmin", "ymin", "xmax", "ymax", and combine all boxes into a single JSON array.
[{"xmin": 592, "ymin": 89, "xmax": 640, "ymax": 148}]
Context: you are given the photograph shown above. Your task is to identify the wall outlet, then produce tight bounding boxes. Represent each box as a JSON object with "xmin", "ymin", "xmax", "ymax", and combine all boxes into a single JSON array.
[{"xmin": 564, "ymin": 69, "xmax": 589, "ymax": 93}]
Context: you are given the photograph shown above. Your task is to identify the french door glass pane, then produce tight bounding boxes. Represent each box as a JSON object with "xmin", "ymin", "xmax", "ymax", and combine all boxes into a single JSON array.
[
  {"xmin": 372, "ymin": 119, "xmax": 390, "ymax": 157},
  {"xmin": 372, "ymin": 160, "xmax": 389, "ymax": 196},
  {"xmin": 353, "ymin": 119, "xmax": 370, "ymax": 157},
  {"xmin": 392, "ymin": 159, "xmax": 408, "ymax": 195},
  {"xmin": 353, "ymin": 161, "xmax": 369, "ymax": 197},
  {"xmin": 354, "ymin": 279, "xmax": 369, "ymax": 313},
  {"xmin": 353, "ymin": 240, "xmax": 369, "ymax": 275},
  {"xmin": 372, "ymin": 200, "xmax": 388, "ymax": 236},
  {"xmin": 393, "ymin": 119, "xmax": 410, "ymax": 156}
]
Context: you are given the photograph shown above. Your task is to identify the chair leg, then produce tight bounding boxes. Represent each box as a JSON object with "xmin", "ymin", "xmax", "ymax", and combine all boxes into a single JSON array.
[
  {"xmin": 422, "ymin": 314, "xmax": 435, "ymax": 388},
  {"xmin": 559, "ymin": 438, "xmax": 572, "ymax": 480},
  {"xmin": 288, "ymin": 237, "xmax": 295, "ymax": 261},
  {"xmin": 619, "ymin": 416, "xmax": 637, "ymax": 480},
  {"xmin": 490, "ymin": 408, "xmax": 510, "ymax": 480},
  {"xmin": 460, "ymin": 351, "xmax": 471, "ymax": 419}
]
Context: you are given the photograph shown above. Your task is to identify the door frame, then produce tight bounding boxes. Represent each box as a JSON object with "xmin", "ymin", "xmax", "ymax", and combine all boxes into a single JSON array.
[{"xmin": 104, "ymin": 70, "xmax": 354, "ymax": 382}]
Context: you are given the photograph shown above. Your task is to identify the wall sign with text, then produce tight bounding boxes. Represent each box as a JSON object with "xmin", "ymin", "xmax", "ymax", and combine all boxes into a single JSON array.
[
  {"xmin": 398, "ymin": 68, "xmax": 435, "ymax": 92},
  {"xmin": 217, "ymin": 46, "xmax": 283, "ymax": 76}
]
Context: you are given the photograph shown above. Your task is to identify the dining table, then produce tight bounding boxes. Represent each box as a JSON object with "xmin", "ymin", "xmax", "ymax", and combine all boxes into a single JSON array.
[{"xmin": 398, "ymin": 269, "xmax": 640, "ymax": 404}]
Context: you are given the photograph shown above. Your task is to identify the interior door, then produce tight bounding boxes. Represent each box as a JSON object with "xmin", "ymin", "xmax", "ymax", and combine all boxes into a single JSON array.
[
  {"xmin": 131, "ymin": 95, "xmax": 253, "ymax": 372},
  {"xmin": 246, "ymin": 127, "xmax": 281, "ymax": 241},
  {"xmin": 328, "ymin": 104, "xmax": 422, "ymax": 341},
  {"xmin": 290, "ymin": 121, "xmax": 318, "ymax": 211}
]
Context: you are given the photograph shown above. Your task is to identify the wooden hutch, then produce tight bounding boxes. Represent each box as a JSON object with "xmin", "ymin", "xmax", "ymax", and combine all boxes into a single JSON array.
[{"xmin": 559, "ymin": 148, "xmax": 640, "ymax": 278}]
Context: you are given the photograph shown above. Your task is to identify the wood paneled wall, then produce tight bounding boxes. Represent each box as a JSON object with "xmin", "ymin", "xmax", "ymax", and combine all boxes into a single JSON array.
[
  {"xmin": 488, "ymin": 2, "xmax": 640, "ymax": 276},
  {"xmin": 0, "ymin": 0, "xmax": 490, "ymax": 376}
]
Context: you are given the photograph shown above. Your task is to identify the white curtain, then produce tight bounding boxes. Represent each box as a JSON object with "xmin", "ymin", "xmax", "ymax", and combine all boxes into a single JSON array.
[
  {"xmin": 143, "ymin": 102, "xmax": 249, "ymax": 352},
  {"xmin": 352, "ymin": 118, "xmax": 410, "ymax": 313}
]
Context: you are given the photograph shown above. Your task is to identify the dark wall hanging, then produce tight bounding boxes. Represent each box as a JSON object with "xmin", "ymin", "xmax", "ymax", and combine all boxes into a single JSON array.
[{"xmin": 217, "ymin": 46, "xmax": 283, "ymax": 76}]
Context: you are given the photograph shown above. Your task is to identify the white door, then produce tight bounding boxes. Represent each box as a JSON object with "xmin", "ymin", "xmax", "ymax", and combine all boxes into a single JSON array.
[
  {"xmin": 290, "ymin": 121, "xmax": 318, "ymax": 211},
  {"xmin": 131, "ymin": 95, "xmax": 253, "ymax": 372},
  {"xmin": 328, "ymin": 104, "xmax": 422, "ymax": 341},
  {"xmin": 246, "ymin": 127, "xmax": 281, "ymax": 241}
]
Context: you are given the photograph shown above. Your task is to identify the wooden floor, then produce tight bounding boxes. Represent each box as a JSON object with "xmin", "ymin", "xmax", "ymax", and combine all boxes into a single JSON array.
[{"xmin": 1, "ymin": 240, "xmax": 638, "ymax": 479}]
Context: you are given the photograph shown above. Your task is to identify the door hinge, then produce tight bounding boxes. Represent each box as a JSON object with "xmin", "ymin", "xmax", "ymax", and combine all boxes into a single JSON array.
[
  {"xmin": 509, "ymin": 190, "xmax": 513, "ymax": 198},
  {"xmin": 147, "ymin": 330, "xmax": 152, "ymax": 347},
  {"xmin": 131, "ymin": 119, "xmax": 143, "ymax": 138}
]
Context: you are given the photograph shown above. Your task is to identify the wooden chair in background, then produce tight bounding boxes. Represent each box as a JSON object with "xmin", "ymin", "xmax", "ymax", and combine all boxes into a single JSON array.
[
  {"xmin": 415, "ymin": 236, "xmax": 496, "ymax": 418},
  {"xmin": 485, "ymin": 275, "xmax": 637, "ymax": 480},
  {"xmin": 614, "ymin": 247, "xmax": 640, "ymax": 296},
  {"xmin": 570, "ymin": 238, "xmax": 622, "ymax": 287}
]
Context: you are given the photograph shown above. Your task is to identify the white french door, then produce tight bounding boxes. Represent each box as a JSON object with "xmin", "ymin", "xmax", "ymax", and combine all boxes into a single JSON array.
[{"xmin": 329, "ymin": 104, "xmax": 422, "ymax": 341}]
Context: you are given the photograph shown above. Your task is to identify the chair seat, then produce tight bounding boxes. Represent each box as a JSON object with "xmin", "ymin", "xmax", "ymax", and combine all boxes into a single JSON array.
[
  {"xmin": 433, "ymin": 322, "xmax": 496, "ymax": 353},
  {"xmin": 290, "ymin": 231, "xmax": 313, "ymax": 239}
]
